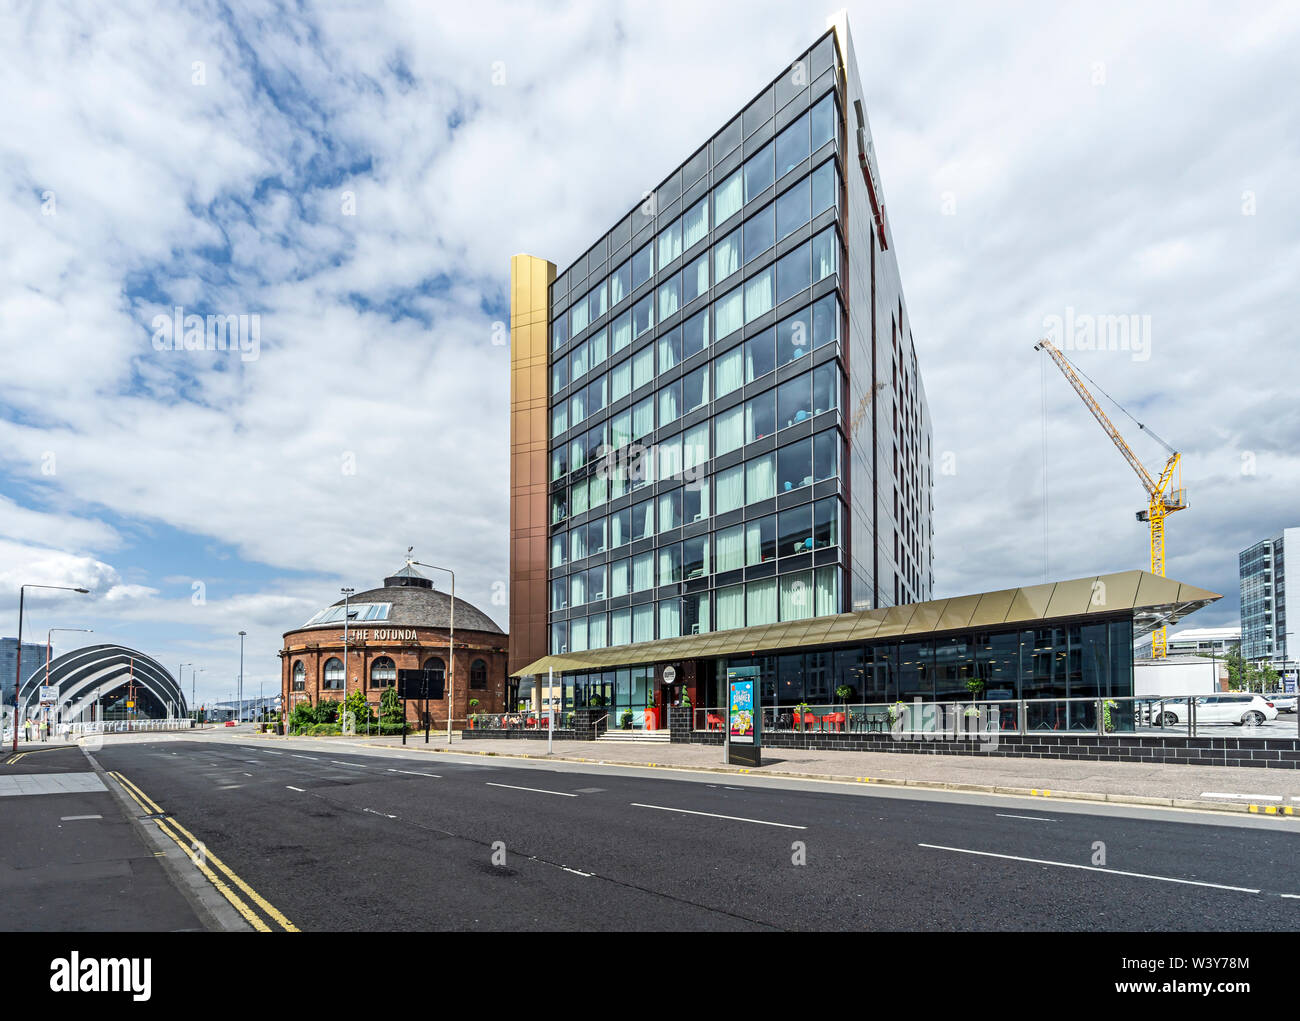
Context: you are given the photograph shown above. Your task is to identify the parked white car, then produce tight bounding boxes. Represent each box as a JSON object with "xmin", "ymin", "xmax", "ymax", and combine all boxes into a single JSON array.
[
  {"xmin": 1193, "ymin": 694, "xmax": 1279, "ymax": 727},
  {"xmin": 1265, "ymin": 694, "xmax": 1296, "ymax": 714},
  {"xmin": 1145, "ymin": 694, "xmax": 1279, "ymax": 727}
]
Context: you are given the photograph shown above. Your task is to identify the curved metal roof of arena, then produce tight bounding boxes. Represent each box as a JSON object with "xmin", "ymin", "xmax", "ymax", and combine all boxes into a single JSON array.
[{"xmin": 18, "ymin": 644, "xmax": 187, "ymax": 720}]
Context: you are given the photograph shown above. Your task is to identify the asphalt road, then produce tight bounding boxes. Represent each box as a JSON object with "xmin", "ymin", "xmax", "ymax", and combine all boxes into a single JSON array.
[{"xmin": 90, "ymin": 737, "xmax": 1300, "ymax": 931}]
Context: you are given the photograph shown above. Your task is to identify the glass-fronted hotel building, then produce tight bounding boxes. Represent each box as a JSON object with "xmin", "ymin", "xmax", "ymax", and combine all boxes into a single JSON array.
[{"xmin": 507, "ymin": 16, "xmax": 1219, "ymax": 723}]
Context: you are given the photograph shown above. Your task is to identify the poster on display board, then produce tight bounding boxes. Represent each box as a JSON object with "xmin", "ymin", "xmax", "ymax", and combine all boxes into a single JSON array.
[{"xmin": 725, "ymin": 665, "xmax": 761, "ymax": 767}]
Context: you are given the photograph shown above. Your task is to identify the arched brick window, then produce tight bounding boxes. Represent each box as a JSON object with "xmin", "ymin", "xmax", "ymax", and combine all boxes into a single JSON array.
[
  {"xmin": 470, "ymin": 658, "xmax": 488, "ymax": 690},
  {"xmin": 371, "ymin": 656, "xmax": 397, "ymax": 688},
  {"xmin": 292, "ymin": 662, "xmax": 306, "ymax": 691},
  {"xmin": 323, "ymin": 657, "xmax": 344, "ymax": 690}
]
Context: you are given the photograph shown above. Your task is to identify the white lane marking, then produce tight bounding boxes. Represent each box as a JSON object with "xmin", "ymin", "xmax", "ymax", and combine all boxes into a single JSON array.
[
  {"xmin": 996, "ymin": 814, "xmax": 1057, "ymax": 822},
  {"xmin": 286, "ymin": 785, "xmax": 305, "ymax": 792},
  {"xmin": 263, "ymin": 750, "xmax": 283, "ymax": 755},
  {"xmin": 918, "ymin": 844, "xmax": 1261, "ymax": 893},
  {"xmin": 1201, "ymin": 792, "xmax": 1282, "ymax": 801},
  {"xmin": 1282, "ymin": 894, "xmax": 1300, "ymax": 900},
  {"xmin": 217, "ymin": 784, "xmax": 243, "ymax": 790},
  {"xmin": 386, "ymin": 768, "xmax": 442, "ymax": 778},
  {"xmin": 243, "ymin": 772, "xmax": 253, "ymax": 777},
  {"xmin": 332, "ymin": 760, "xmax": 372, "ymax": 768},
  {"xmin": 362, "ymin": 807, "xmax": 397, "ymax": 819},
  {"xmin": 290, "ymin": 755, "xmax": 319, "ymax": 761},
  {"xmin": 60, "ymin": 815, "xmax": 102, "ymax": 821},
  {"xmin": 486, "ymin": 782, "xmax": 577, "ymax": 797},
  {"xmin": 631, "ymin": 803, "xmax": 806, "ymax": 830},
  {"xmin": 560, "ymin": 866, "xmax": 593, "ymax": 877}
]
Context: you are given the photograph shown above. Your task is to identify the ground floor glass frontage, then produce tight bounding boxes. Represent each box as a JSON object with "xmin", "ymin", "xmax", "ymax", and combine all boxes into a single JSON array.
[{"xmin": 556, "ymin": 617, "xmax": 1134, "ymax": 729}]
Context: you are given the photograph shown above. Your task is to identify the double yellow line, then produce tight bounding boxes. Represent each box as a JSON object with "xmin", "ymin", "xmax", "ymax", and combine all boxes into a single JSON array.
[
  {"xmin": 108, "ymin": 770, "xmax": 298, "ymax": 932},
  {"xmin": 6, "ymin": 753, "xmax": 26, "ymax": 764}
]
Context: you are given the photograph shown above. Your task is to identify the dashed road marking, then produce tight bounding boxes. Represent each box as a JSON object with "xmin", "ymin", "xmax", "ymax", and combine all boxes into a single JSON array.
[
  {"xmin": 286, "ymin": 785, "xmax": 305, "ymax": 792},
  {"xmin": 918, "ymin": 843, "xmax": 1261, "ymax": 893},
  {"xmin": 631, "ymin": 803, "xmax": 806, "ymax": 830},
  {"xmin": 486, "ymin": 782, "xmax": 577, "ymax": 797}
]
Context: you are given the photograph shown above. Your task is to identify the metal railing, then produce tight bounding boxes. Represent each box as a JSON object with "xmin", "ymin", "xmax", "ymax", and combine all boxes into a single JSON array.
[
  {"xmin": 468, "ymin": 712, "xmax": 574, "ymax": 732},
  {"xmin": 65, "ymin": 718, "xmax": 197, "ymax": 737},
  {"xmin": 693, "ymin": 695, "xmax": 1295, "ymax": 739}
]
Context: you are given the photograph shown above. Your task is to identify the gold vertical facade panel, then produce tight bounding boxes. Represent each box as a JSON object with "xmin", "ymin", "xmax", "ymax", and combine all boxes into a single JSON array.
[{"xmin": 508, "ymin": 254, "xmax": 555, "ymax": 678}]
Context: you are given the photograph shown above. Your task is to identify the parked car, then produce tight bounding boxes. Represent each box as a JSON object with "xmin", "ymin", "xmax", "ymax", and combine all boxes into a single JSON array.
[
  {"xmin": 1194, "ymin": 694, "xmax": 1279, "ymax": 726},
  {"xmin": 1144, "ymin": 694, "xmax": 1279, "ymax": 727},
  {"xmin": 1265, "ymin": 694, "xmax": 1296, "ymax": 714}
]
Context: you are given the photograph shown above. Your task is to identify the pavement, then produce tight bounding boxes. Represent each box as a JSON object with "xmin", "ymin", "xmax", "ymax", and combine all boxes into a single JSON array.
[
  {"xmin": 217, "ymin": 728, "xmax": 1300, "ymax": 817},
  {"xmin": 83, "ymin": 735, "xmax": 1300, "ymax": 931},
  {"xmin": 0, "ymin": 743, "xmax": 209, "ymax": 931}
]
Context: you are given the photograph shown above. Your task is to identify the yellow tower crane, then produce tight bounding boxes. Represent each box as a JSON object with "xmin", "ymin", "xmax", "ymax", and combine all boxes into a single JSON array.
[{"xmin": 1034, "ymin": 339, "xmax": 1188, "ymax": 658}]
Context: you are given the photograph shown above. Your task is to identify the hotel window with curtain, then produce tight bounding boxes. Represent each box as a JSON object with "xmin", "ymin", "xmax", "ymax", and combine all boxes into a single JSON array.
[
  {"xmin": 713, "ymin": 169, "xmax": 742, "ymax": 227},
  {"xmin": 715, "ymin": 345, "xmax": 743, "ymax": 399},
  {"xmin": 713, "ymin": 229, "xmax": 740, "ymax": 284}
]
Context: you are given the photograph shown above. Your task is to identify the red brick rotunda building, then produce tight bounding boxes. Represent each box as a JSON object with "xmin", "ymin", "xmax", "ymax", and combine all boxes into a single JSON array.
[{"xmin": 280, "ymin": 564, "xmax": 508, "ymax": 728}]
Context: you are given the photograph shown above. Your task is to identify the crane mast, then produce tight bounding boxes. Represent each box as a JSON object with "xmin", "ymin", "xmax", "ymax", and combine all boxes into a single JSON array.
[{"xmin": 1035, "ymin": 339, "xmax": 1188, "ymax": 658}]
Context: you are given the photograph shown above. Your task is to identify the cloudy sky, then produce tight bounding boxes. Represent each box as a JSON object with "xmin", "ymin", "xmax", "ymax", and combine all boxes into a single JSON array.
[{"xmin": 1, "ymin": 0, "xmax": 1296, "ymax": 705}]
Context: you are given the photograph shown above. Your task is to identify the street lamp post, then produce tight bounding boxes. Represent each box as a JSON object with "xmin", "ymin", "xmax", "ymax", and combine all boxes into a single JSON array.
[
  {"xmin": 178, "ymin": 663, "xmax": 192, "ymax": 719},
  {"xmin": 341, "ymin": 587, "xmax": 354, "ymax": 707},
  {"xmin": 410, "ymin": 561, "xmax": 454, "ymax": 744},
  {"xmin": 12, "ymin": 583, "xmax": 89, "ymax": 751},
  {"xmin": 238, "ymin": 631, "xmax": 247, "ymax": 723},
  {"xmin": 47, "ymin": 628, "xmax": 92, "ymax": 726}
]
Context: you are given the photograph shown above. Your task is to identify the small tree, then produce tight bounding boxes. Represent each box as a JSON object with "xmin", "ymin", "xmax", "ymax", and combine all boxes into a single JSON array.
[
  {"xmin": 340, "ymin": 688, "xmax": 373, "ymax": 730},
  {"xmin": 1221, "ymin": 648, "xmax": 1248, "ymax": 690}
]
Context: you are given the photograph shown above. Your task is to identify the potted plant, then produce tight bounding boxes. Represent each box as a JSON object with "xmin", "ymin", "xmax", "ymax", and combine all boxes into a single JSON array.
[
  {"xmin": 1102, "ymin": 699, "xmax": 1118, "ymax": 733},
  {"xmin": 468, "ymin": 698, "xmax": 480, "ymax": 729},
  {"xmin": 835, "ymin": 685, "xmax": 854, "ymax": 706},
  {"xmin": 644, "ymin": 697, "xmax": 659, "ymax": 731},
  {"xmin": 887, "ymin": 701, "xmax": 908, "ymax": 727},
  {"xmin": 796, "ymin": 701, "xmax": 812, "ymax": 729},
  {"xmin": 621, "ymin": 711, "xmax": 633, "ymax": 730}
]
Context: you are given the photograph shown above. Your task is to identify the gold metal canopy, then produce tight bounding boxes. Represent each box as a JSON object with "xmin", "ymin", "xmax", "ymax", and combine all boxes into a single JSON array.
[{"xmin": 510, "ymin": 570, "xmax": 1219, "ymax": 677}]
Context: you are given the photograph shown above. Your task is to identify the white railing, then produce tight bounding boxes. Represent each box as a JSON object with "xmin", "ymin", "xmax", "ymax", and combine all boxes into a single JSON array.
[{"xmin": 66, "ymin": 718, "xmax": 197, "ymax": 737}]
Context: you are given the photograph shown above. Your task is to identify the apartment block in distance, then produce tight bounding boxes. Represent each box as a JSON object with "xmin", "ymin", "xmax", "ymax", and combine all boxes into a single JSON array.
[{"xmin": 1240, "ymin": 527, "xmax": 1297, "ymax": 673}]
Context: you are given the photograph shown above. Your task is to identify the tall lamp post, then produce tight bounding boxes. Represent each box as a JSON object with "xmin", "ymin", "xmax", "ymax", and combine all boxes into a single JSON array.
[
  {"xmin": 47, "ymin": 627, "xmax": 92, "ymax": 725},
  {"xmin": 410, "ymin": 561, "xmax": 454, "ymax": 743},
  {"xmin": 238, "ymin": 631, "xmax": 247, "ymax": 723},
  {"xmin": 190, "ymin": 667, "xmax": 204, "ymax": 722},
  {"xmin": 340, "ymin": 587, "xmax": 355, "ymax": 705},
  {"xmin": 12, "ymin": 583, "xmax": 89, "ymax": 751},
  {"xmin": 178, "ymin": 662, "xmax": 192, "ymax": 719}
]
